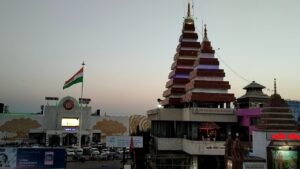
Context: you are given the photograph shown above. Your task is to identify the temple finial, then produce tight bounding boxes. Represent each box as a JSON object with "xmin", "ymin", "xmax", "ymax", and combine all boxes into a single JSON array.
[
  {"xmin": 203, "ymin": 24, "xmax": 209, "ymax": 41},
  {"xmin": 187, "ymin": 2, "xmax": 191, "ymax": 17},
  {"xmin": 204, "ymin": 24, "xmax": 207, "ymax": 38},
  {"xmin": 274, "ymin": 78, "xmax": 277, "ymax": 95}
]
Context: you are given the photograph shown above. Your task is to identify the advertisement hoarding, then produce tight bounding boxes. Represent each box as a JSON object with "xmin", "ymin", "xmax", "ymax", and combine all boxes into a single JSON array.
[{"xmin": 106, "ymin": 136, "xmax": 143, "ymax": 148}]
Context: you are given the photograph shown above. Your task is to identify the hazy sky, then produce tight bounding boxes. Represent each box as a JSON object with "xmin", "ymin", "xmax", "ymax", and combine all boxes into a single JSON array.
[{"xmin": 1, "ymin": 0, "xmax": 300, "ymax": 115}]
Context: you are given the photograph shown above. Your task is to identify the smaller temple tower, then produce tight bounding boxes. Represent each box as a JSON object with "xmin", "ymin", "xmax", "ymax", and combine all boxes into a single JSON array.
[
  {"xmin": 256, "ymin": 79, "xmax": 297, "ymax": 131},
  {"xmin": 182, "ymin": 25, "xmax": 235, "ymax": 108},
  {"xmin": 236, "ymin": 81, "xmax": 269, "ymax": 143},
  {"xmin": 237, "ymin": 81, "xmax": 269, "ymax": 108}
]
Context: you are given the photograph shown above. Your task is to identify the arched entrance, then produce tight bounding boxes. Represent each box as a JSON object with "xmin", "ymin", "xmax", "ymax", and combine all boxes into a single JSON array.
[
  {"xmin": 63, "ymin": 133, "xmax": 77, "ymax": 146},
  {"xmin": 48, "ymin": 135, "xmax": 60, "ymax": 147}
]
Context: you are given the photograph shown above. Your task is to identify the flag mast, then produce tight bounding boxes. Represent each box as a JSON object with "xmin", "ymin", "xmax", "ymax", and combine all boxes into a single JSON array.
[{"xmin": 79, "ymin": 61, "xmax": 85, "ymax": 147}]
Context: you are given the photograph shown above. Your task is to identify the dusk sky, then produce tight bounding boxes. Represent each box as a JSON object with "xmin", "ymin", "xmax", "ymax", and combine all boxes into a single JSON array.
[{"xmin": 1, "ymin": 0, "xmax": 300, "ymax": 115}]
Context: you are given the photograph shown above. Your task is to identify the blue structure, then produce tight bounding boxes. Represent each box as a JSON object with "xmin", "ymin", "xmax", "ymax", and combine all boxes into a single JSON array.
[{"xmin": 286, "ymin": 100, "xmax": 300, "ymax": 121}]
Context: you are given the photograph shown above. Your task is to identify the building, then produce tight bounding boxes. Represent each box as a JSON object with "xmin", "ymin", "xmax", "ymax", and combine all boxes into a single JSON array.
[
  {"xmin": 148, "ymin": 4, "xmax": 240, "ymax": 169},
  {"xmin": 253, "ymin": 80, "xmax": 300, "ymax": 169},
  {"xmin": 286, "ymin": 100, "xmax": 300, "ymax": 121},
  {"xmin": 236, "ymin": 81, "xmax": 269, "ymax": 142},
  {"xmin": 237, "ymin": 81, "xmax": 269, "ymax": 109},
  {"xmin": 0, "ymin": 96, "xmax": 150, "ymax": 147}
]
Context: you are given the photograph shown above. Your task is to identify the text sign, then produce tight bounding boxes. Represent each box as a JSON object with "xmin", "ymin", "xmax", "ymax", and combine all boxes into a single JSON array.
[
  {"xmin": 267, "ymin": 132, "xmax": 300, "ymax": 141},
  {"xmin": 16, "ymin": 148, "xmax": 65, "ymax": 169},
  {"xmin": 106, "ymin": 136, "xmax": 143, "ymax": 148}
]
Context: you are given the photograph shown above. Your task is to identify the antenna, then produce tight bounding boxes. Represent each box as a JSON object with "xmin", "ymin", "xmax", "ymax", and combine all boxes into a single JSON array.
[
  {"xmin": 192, "ymin": 0, "xmax": 194, "ymax": 16},
  {"xmin": 274, "ymin": 78, "xmax": 277, "ymax": 95},
  {"xmin": 202, "ymin": 20, "xmax": 204, "ymax": 38}
]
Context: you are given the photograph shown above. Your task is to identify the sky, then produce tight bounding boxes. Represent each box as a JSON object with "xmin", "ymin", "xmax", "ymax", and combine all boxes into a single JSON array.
[{"xmin": 1, "ymin": 0, "xmax": 300, "ymax": 115}]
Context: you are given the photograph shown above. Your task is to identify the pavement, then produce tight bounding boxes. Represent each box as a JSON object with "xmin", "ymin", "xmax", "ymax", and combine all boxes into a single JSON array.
[{"xmin": 66, "ymin": 160, "xmax": 125, "ymax": 169}]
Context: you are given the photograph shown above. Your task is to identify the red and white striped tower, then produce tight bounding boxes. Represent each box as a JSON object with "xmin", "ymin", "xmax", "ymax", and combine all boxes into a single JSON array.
[
  {"xmin": 182, "ymin": 25, "xmax": 235, "ymax": 107},
  {"xmin": 162, "ymin": 3, "xmax": 201, "ymax": 108}
]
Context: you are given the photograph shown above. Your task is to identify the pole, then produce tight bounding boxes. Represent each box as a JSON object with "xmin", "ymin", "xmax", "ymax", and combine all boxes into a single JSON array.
[
  {"xmin": 78, "ymin": 62, "xmax": 85, "ymax": 147},
  {"xmin": 122, "ymin": 147, "xmax": 126, "ymax": 167}
]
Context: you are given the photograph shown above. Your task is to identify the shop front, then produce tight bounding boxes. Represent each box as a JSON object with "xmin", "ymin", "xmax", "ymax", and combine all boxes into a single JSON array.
[{"xmin": 266, "ymin": 132, "xmax": 300, "ymax": 169}]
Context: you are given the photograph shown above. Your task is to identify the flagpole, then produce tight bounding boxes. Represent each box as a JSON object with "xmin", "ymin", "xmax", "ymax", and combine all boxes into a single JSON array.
[{"xmin": 79, "ymin": 61, "xmax": 85, "ymax": 147}]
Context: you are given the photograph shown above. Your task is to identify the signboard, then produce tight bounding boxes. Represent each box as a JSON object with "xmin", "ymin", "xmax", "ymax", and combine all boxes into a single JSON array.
[
  {"xmin": 0, "ymin": 148, "xmax": 17, "ymax": 169},
  {"xmin": 106, "ymin": 136, "xmax": 143, "ymax": 148},
  {"xmin": 243, "ymin": 162, "xmax": 265, "ymax": 169},
  {"xmin": 267, "ymin": 132, "xmax": 300, "ymax": 141},
  {"xmin": 16, "ymin": 148, "xmax": 65, "ymax": 169},
  {"xmin": 0, "ymin": 148, "xmax": 65, "ymax": 169}
]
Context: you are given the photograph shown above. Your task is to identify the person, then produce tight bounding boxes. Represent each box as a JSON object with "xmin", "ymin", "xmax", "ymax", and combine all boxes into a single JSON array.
[{"xmin": 0, "ymin": 153, "xmax": 8, "ymax": 167}]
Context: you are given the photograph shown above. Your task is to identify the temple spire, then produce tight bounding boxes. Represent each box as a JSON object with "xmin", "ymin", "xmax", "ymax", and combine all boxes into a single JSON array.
[
  {"xmin": 184, "ymin": 2, "xmax": 194, "ymax": 24},
  {"xmin": 203, "ymin": 24, "xmax": 209, "ymax": 42},
  {"xmin": 274, "ymin": 78, "xmax": 277, "ymax": 95},
  {"xmin": 187, "ymin": 2, "xmax": 191, "ymax": 17}
]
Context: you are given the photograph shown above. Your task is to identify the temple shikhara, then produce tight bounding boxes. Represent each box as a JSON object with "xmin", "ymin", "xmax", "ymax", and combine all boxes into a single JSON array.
[{"xmin": 162, "ymin": 3, "xmax": 200, "ymax": 107}]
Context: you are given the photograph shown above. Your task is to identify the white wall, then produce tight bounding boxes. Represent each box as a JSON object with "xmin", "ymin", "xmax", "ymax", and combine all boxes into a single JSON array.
[{"xmin": 252, "ymin": 131, "xmax": 269, "ymax": 159}]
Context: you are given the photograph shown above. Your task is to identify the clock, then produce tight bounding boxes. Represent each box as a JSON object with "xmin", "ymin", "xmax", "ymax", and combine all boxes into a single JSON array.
[{"xmin": 63, "ymin": 99, "xmax": 74, "ymax": 110}]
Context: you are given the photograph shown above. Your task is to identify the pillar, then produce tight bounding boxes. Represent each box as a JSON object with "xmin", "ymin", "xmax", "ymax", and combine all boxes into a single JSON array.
[
  {"xmin": 59, "ymin": 133, "xmax": 63, "ymax": 146},
  {"xmin": 190, "ymin": 156, "xmax": 198, "ymax": 169},
  {"xmin": 45, "ymin": 133, "xmax": 49, "ymax": 146}
]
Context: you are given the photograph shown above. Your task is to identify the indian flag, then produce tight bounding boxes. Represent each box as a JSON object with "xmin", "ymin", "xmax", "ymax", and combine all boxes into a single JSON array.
[{"xmin": 63, "ymin": 67, "xmax": 83, "ymax": 89}]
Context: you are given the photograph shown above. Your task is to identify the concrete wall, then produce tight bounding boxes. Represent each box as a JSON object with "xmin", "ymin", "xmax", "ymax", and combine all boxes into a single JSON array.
[
  {"xmin": 147, "ymin": 108, "xmax": 182, "ymax": 121},
  {"xmin": 155, "ymin": 137, "xmax": 182, "ymax": 151},
  {"xmin": 253, "ymin": 131, "xmax": 269, "ymax": 159}
]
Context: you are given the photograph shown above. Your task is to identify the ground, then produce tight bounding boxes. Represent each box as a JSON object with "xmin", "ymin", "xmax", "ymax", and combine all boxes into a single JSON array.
[{"xmin": 66, "ymin": 160, "xmax": 124, "ymax": 169}]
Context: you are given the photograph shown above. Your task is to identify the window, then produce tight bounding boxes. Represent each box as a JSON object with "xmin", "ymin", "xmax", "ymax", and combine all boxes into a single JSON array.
[{"xmin": 250, "ymin": 117, "xmax": 258, "ymax": 125}]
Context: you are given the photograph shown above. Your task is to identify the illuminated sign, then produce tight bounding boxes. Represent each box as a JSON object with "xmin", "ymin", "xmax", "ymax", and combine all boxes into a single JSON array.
[
  {"xmin": 268, "ymin": 133, "xmax": 300, "ymax": 140},
  {"xmin": 64, "ymin": 128, "xmax": 77, "ymax": 132},
  {"xmin": 61, "ymin": 118, "xmax": 79, "ymax": 127}
]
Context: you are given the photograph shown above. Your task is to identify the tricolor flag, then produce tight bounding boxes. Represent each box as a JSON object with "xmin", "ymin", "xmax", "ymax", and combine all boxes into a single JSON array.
[{"xmin": 63, "ymin": 67, "xmax": 83, "ymax": 89}]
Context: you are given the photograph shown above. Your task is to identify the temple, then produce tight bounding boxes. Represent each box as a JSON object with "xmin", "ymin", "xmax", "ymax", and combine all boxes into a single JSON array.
[
  {"xmin": 162, "ymin": 3, "xmax": 200, "ymax": 108},
  {"xmin": 237, "ymin": 81, "xmax": 269, "ymax": 108},
  {"xmin": 252, "ymin": 79, "xmax": 300, "ymax": 168},
  {"xmin": 148, "ymin": 3, "xmax": 239, "ymax": 169}
]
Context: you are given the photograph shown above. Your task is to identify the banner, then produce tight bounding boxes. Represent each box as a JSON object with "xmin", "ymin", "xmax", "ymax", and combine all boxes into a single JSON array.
[{"xmin": 0, "ymin": 148, "xmax": 17, "ymax": 169}]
